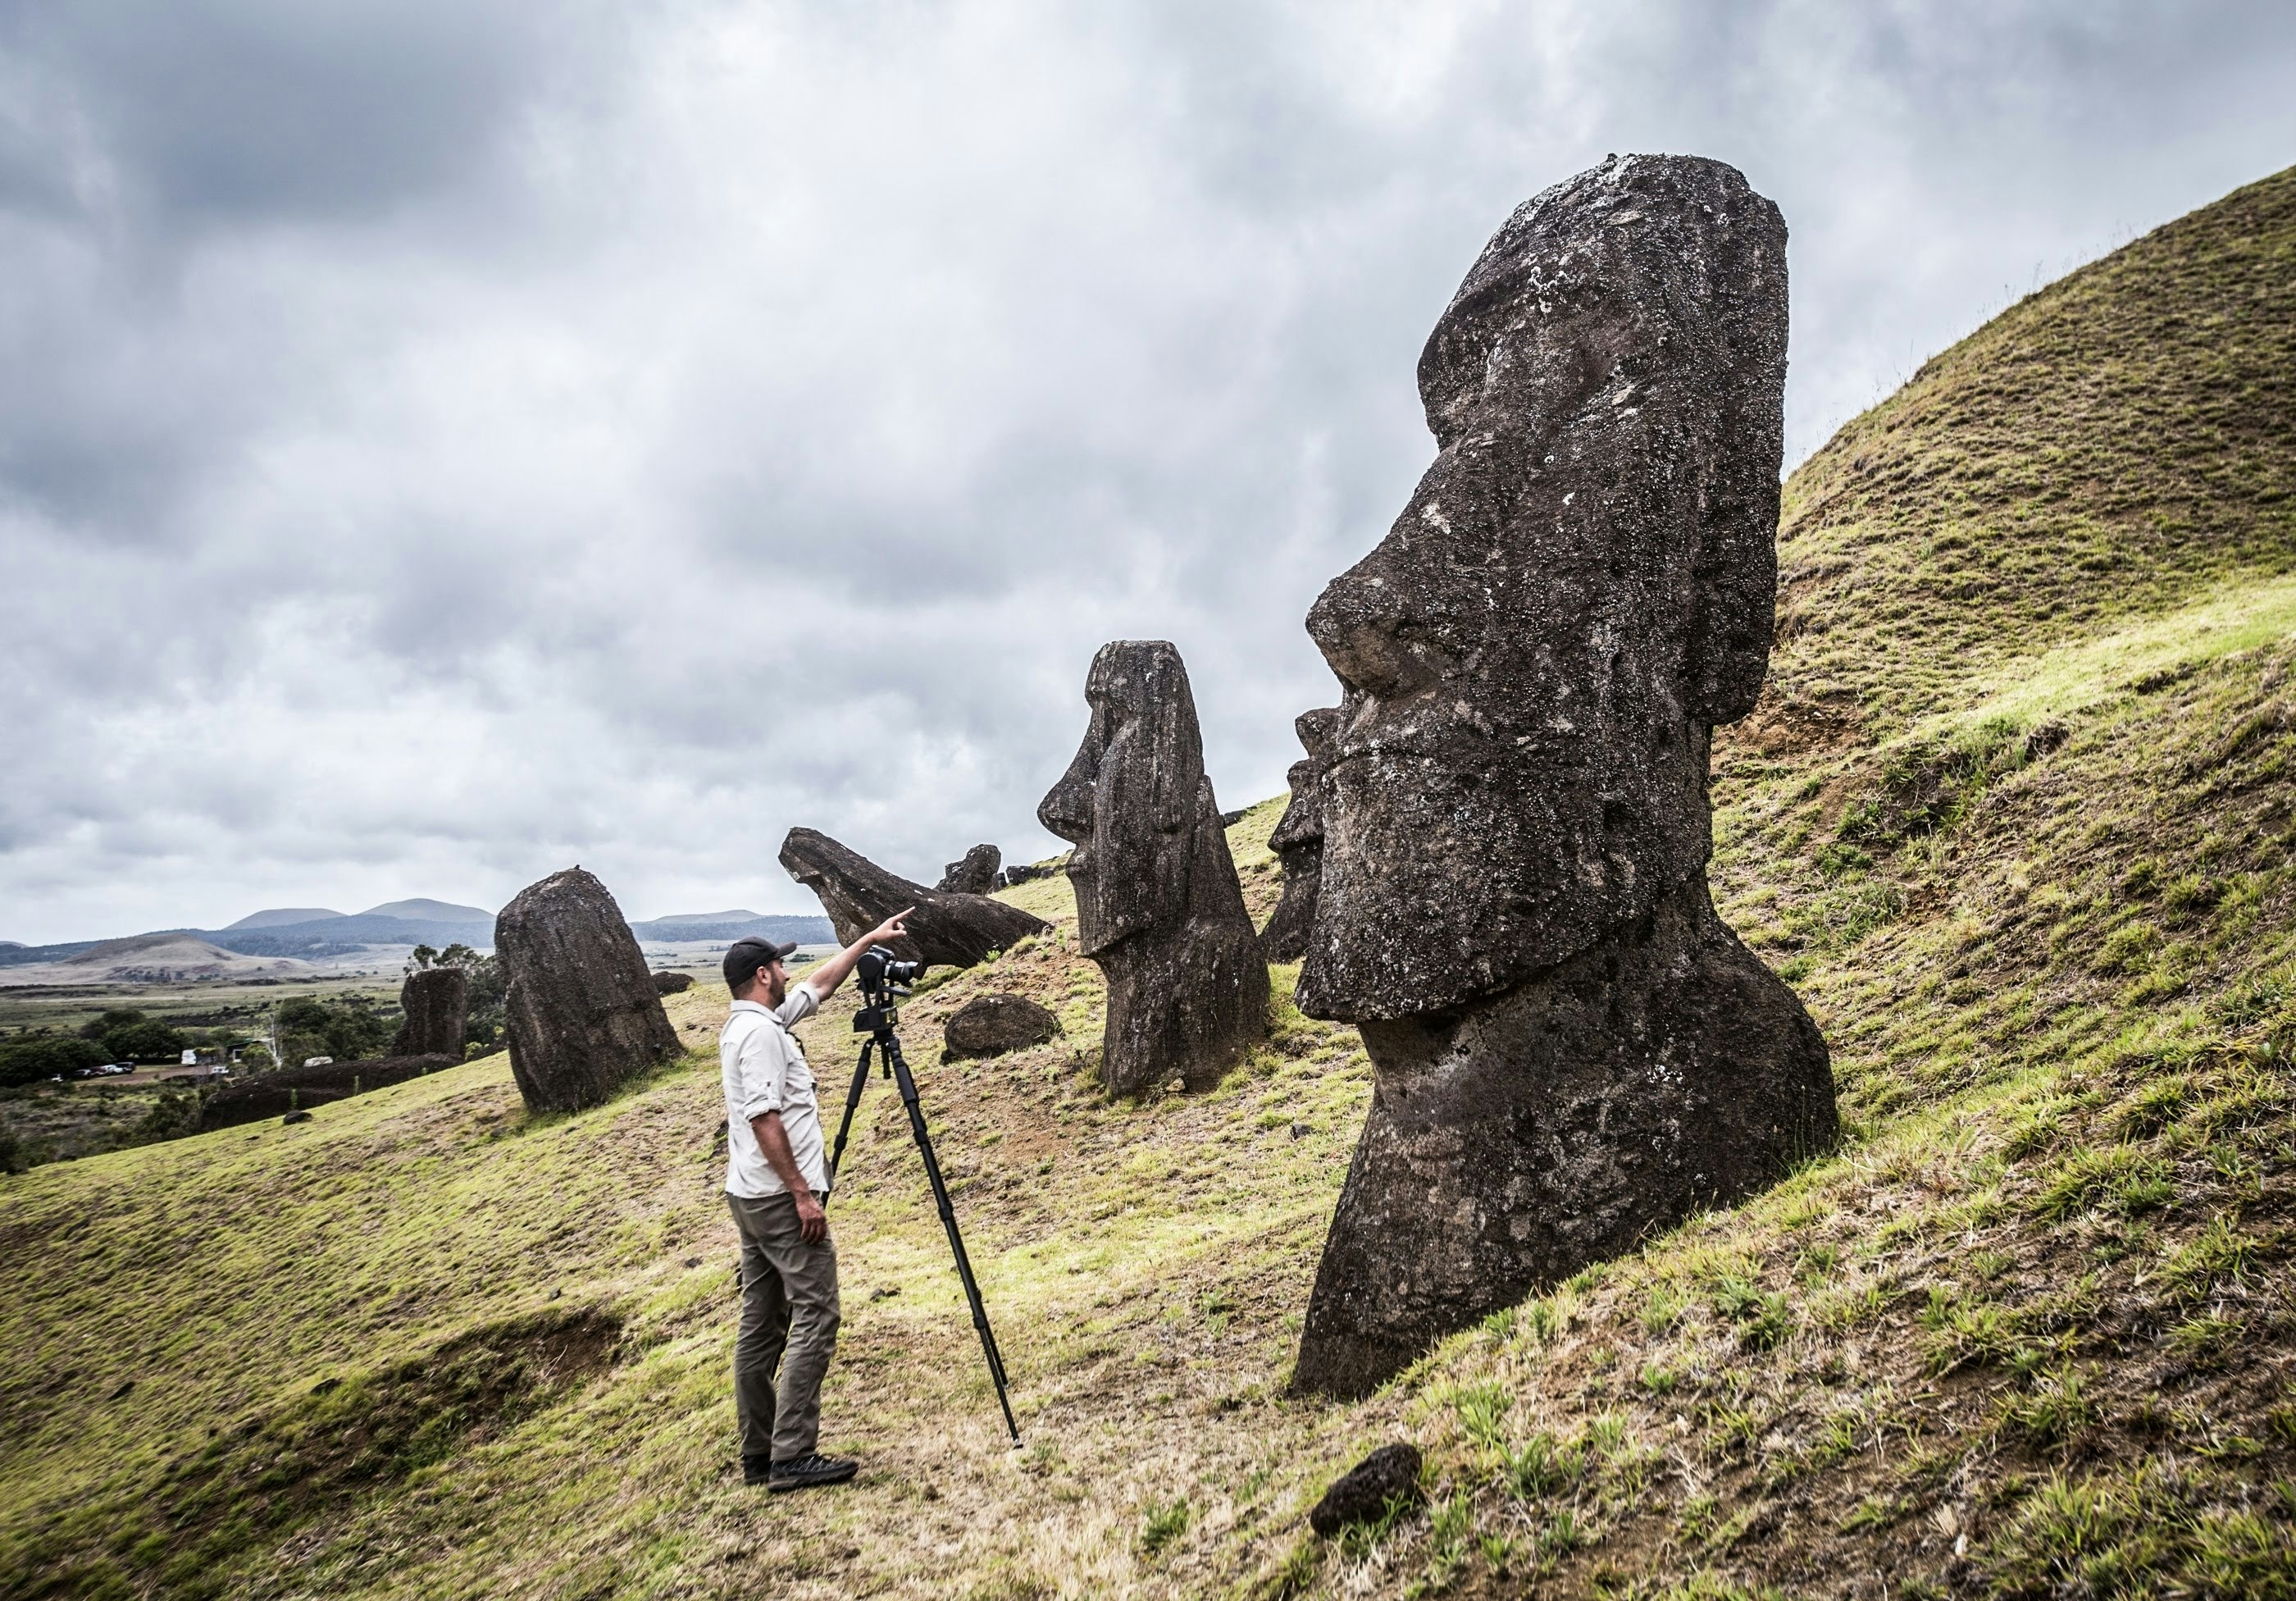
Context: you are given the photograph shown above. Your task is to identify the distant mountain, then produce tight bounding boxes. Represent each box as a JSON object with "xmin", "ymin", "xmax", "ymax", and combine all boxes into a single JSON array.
[
  {"xmin": 207, "ymin": 914, "xmax": 493, "ymax": 956},
  {"xmin": 0, "ymin": 939, "xmax": 20, "ymax": 950},
  {"xmin": 644, "ymin": 909, "xmax": 763, "ymax": 924},
  {"xmin": 53, "ymin": 933, "xmax": 312, "ymax": 982},
  {"xmin": 357, "ymin": 898, "xmax": 490, "ymax": 924},
  {"xmin": 626, "ymin": 913, "xmax": 835, "ymax": 944},
  {"xmin": 226, "ymin": 907, "xmax": 347, "ymax": 930}
]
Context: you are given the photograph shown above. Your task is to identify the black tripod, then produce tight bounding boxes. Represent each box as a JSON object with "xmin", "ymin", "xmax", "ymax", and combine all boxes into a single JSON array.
[{"xmin": 827, "ymin": 950, "xmax": 1019, "ymax": 1444}]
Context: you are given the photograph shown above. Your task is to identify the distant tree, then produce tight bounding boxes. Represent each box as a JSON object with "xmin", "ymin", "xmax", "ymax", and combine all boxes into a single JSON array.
[
  {"xmin": 407, "ymin": 945, "xmax": 438, "ymax": 974},
  {"xmin": 107, "ymin": 1019, "xmax": 188, "ymax": 1063},
  {"xmin": 276, "ymin": 995, "xmax": 391, "ymax": 1065},
  {"xmin": 0, "ymin": 1035, "xmax": 109, "ymax": 1088}
]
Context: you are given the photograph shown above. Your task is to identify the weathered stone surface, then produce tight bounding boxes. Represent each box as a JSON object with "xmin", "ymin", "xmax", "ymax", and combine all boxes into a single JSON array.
[
  {"xmin": 1308, "ymin": 1444, "xmax": 1423, "ymax": 1536},
  {"xmin": 779, "ymin": 828, "xmax": 1047, "ymax": 968},
  {"xmin": 943, "ymin": 993, "xmax": 1062, "ymax": 1060},
  {"xmin": 936, "ymin": 844, "xmax": 1002, "ymax": 896},
  {"xmin": 391, "ymin": 965, "xmax": 468, "ymax": 1058},
  {"xmin": 495, "ymin": 868, "xmax": 681, "ymax": 1115},
  {"xmin": 651, "ymin": 970, "xmax": 694, "ymax": 995},
  {"xmin": 996, "ymin": 861, "xmax": 1059, "ymax": 887},
  {"xmin": 1257, "ymin": 707, "xmax": 1341, "ymax": 962},
  {"xmin": 1291, "ymin": 155, "xmax": 1837, "ymax": 1398},
  {"xmin": 1039, "ymin": 641, "xmax": 1269, "ymax": 1097}
]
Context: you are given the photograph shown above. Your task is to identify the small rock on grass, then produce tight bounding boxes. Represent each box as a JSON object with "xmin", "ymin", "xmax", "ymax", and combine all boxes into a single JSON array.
[{"xmin": 1308, "ymin": 1443, "xmax": 1422, "ymax": 1536}]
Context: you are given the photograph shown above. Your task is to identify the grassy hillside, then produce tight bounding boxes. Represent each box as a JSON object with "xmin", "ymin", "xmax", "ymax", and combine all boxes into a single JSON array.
[{"xmin": 5, "ymin": 166, "xmax": 2296, "ymax": 1599}]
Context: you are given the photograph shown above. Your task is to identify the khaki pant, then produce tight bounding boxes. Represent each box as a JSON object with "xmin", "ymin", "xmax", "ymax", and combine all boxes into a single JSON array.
[{"xmin": 727, "ymin": 1191, "xmax": 843, "ymax": 1462}]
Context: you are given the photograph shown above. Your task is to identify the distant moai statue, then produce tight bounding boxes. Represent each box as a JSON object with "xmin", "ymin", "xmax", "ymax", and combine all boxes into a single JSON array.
[
  {"xmin": 936, "ymin": 845, "xmax": 1002, "ymax": 896},
  {"xmin": 1256, "ymin": 706, "xmax": 1341, "ymax": 962},
  {"xmin": 495, "ymin": 867, "xmax": 680, "ymax": 1115},
  {"xmin": 1290, "ymin": 155, "xmax": 1838, "ymax": 1398},
  {"xmin": 1039, "ymin": 640, "xmax": 1269, "ymax": 1098},
  {"xmin": 779, "ymin": 828, "xmax": 1046, "ymax": 968},
  {"xmin": 391, "ymin": 965, "xmax": 468, "ymax": 1059}
]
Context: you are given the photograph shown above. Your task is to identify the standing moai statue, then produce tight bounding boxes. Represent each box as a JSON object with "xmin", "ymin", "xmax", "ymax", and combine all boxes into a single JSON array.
[
  {"xmin": 1256, "ymin": 706, "xmax": 1342, "ymax": 962},
  {"xmin": 936, "ymin": 844, "xmax": 1003, "ymax": 896},
  {"xmin": 1290, "ymin": 155, "xmax": 1838, "ymax": 1398},
  {"xmin": 391, "ymin": 964, "xmax": 468, "ymax": 1059},
  {"xmin": 495, "ymin": 867, "xmax": 681, "ymax": 1115},
  {"xmin": 1039, "ymin": 641, "xmax": 1269, "ymax": 1097}
]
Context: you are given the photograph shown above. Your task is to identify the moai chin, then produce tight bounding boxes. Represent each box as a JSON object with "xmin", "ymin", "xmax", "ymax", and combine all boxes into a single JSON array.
[
  {"xmin": 1039, "ymin": 640, "xmax": 1270, "ymax": 1098},
  {"xmin": 1257, "ymin": 707, "xmax": 1342, "ymax": 963},
  {"xmin": 1290, "ymin": 154, "xmax": 1838, "ymax": 1398}
]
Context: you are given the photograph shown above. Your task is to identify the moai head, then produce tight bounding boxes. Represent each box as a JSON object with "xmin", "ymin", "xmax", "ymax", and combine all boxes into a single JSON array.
[
  {"xmin": 1037, "ymin": 641, "xmax": 1206, "ymax": 957},
  {"xmin": 1268, "ymin": 707, "xmax": 1342, "ymax": 866},
  {"xmin": 1296, "ymin": 154, "xmax": 1788, "ymax": 1024}
]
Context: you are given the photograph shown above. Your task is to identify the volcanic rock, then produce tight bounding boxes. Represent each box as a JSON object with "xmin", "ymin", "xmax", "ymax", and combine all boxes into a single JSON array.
[
  {"xmin": 494, "ymin": 868, "xmax": 681, "ymax": 1115},
  {"xmin": 779, "ymin": 828, "xmax": 1047, "ymax": 968},
  {"xmin": 391, "ymin": 965, "xmax": 468, "ymax": 1058},
  {"xmin": 943, "ymin": 993, "xmax": 1062, "ymax": 1059},
  {"xmin": 1290, "ymin": 155, "xmax": 1837, "ymax": 1398},
  {"xmin": 1308, "ymin": 1444, "xmax": 1423, "ymax": 1535},
  {"xmin": 651, "ymin": 971, "xmax": 694, "ymax": 995},
  {"xmin": 936, "ymin": 844, "xmax": 1002, "ymax": 896},
  {"xmin": 1256, "ymin": 707, "xmax": 1341, "ymax": 962},
  {"xmin": 1039, "ymin": 640, "xmax": 1269, "ymax": 1097}
]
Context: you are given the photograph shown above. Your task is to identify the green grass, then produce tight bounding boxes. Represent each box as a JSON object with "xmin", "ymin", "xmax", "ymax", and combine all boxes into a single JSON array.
[{"xmin": 7, "ymin": 164, "xmax": 2296, "ymax": 1599}]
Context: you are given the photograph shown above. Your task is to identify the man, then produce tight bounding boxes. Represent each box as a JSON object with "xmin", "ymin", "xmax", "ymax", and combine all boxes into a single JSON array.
[{"xmin": 720, "ymin": 909, "xmax": 910, "ymax": 1491}]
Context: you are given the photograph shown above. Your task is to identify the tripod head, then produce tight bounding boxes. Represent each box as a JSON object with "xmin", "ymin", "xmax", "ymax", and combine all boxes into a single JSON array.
[{"xmin": 853, "ymin": 944, "xmax": 923, "ymax": 1037}]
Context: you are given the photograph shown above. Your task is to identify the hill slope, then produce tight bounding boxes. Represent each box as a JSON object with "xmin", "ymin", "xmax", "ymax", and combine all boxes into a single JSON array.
[{"xmin": 4, "ymin": 167, "xmax": 2296, "ymax": 1599}]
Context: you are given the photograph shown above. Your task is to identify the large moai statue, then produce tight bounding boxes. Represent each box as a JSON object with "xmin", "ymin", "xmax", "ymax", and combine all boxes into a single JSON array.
[
  {"xmin": 1291, "ymin": 155, "xmax": 1838, "ymax": 1398},
  {"xmin": 1040, "ymin": 641, "xmax": 1270, "ymax": 1098},
  {"xmin": 391, "ymin": 965, "xmax": 469, "ymax": 1058},
  {"xmin": 1257, "ymin": 706, "xmax": 1341, "ymax": 962},
  {"xmin": 779, "ymin": 828, "xmax": 1048, "ymax": 967},
  {"xmin": 495, "ymin": 867, "xmax": 681, "ymax": 1115}
]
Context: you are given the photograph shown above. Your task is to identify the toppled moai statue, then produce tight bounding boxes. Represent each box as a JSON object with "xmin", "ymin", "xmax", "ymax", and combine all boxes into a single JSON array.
[
  {"xmin": 1039, "ymin": 641, "xmax": 1269, "ymax": 1097},
  {"xmin": 391, "ymin": 965, "xmax": 468, "ymax": 1058},
  {"xmin": 943, "ymin": 993, "xmax": 1062, "ymax": 1060},
  {"xmin": 651, "ymin": 970, "xmax": 694, "ymax": 996},
  {"xmin": 1256, "ymin": 706, "xmax": 1341, "ymax": 962},
  {"xmin": 495, "ymin": 868, "xmax": 681, "ymax": 1115},
  {"xmin": 779, "ymin": 828, "xmax": 1047, "ymax": 968},
  {"xmin": 936, "ymin": 844, "xmax": 1002, "ymax": 896},
  {"xmin": 1290, "ymin": 155, "xmax": 1838, "ymax": 1398}
]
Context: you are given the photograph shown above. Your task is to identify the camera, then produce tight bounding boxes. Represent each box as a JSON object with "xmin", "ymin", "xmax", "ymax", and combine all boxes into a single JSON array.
[
  {"xmin": 855, "ymin": 945, "xmax": 922, "ymax": 999},
  {"xmin": 853, "ymin": 945, "xmax": 922, "ymax": 1035}
]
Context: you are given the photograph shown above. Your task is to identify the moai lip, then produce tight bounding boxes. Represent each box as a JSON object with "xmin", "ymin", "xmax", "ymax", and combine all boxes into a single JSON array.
[
  {"xmin": 1290, "ymin": 154, "xmax": 1838, "ymax": 1398},
  {"xmin": 1038, "ymin": 640, "xmax": 1270, "ymax": 1099}
]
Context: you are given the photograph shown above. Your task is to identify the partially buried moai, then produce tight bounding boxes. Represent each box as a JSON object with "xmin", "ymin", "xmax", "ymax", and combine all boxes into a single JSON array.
[
  {"xmin": 1040, "ymin": 641, "xmax": 1269, "ymax": 1098},
  {"xmin": 1291, "ymin": 155, "xmax": 1838, "ymax": 1398},
  {"xmin": 495, "ymin": 867, "xmax": 681, "ymax": 1115},
  {"xmin": 1256, "ymin": 706, "xmax": 1341, "ymax": 963},
  {"xmin": 391, "ymin": 964, "xmax": 468, "ymax": 1059}
]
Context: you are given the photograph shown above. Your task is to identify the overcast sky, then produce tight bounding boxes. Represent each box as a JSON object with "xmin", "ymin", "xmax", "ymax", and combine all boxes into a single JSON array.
[{"xmin": 2, "ymin": 0, "xmax": 2292, "ymax": 942}]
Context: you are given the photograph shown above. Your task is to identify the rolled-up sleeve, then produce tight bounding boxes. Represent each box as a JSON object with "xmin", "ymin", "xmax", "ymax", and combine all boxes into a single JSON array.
[
  {"xmin": 736, "ymin": 1026, "xmax": 786, "ymax": 1123},
  {"xmin": 774, "ymin": 986, "xmax": 820, "ymax": 1028}
]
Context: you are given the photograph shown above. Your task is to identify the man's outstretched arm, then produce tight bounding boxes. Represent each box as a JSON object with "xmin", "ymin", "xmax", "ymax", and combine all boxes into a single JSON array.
[{"xmin": 800, "ymin": 910, "xmax": 913, "ymax": 1003}]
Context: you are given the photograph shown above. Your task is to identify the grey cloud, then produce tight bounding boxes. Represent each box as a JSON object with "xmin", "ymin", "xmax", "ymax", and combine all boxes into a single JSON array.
[{"xmin": 4, "ymin": 0, "xmax": 2294, "ymax": 940}]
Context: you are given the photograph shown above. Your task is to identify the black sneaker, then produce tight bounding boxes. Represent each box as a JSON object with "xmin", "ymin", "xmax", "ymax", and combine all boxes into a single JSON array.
[
  {"xmin": 768, "ymin": 1453, "xmax": 859, "ymax": 1493},
  {"xmin": 741, "ymin": 1455, "xmax": 773, "ymax": 1486}
]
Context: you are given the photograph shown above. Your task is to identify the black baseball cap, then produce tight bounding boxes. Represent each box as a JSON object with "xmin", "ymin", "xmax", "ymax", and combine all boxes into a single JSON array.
[{"xmin": 723, "ymin": 937, "xmax": 800, "ymax": 992}]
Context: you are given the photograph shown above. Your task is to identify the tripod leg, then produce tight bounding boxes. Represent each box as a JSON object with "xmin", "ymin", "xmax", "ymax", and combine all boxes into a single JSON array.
[
  {"xmin": 883, "ymin": 1034, "xmax": 1021, "ymax": 1444},
  {"xmin": 827, "ymin": 1039, "xmax": 874, "ymax": 1188}
]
